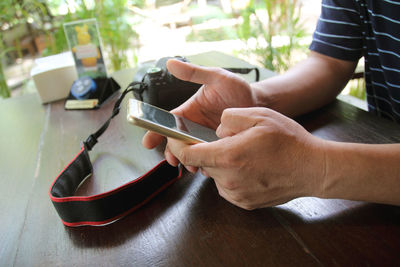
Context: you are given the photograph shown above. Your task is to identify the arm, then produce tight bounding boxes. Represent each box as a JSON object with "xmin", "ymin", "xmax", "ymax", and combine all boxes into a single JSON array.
[
  {"xmin": 165, "ymin": 109, "xmax": 400, "ymax": 208},
  {"xmin": 253, "ymin": 53, "xmax": 400, "ymax": 205},
  {"xmin": 319, "ymin": 142, "xmax": 400, "ymax": 206},
  {"xmin": 144, "ymin": 51, "xmax": 356, "ymax": 149},
  {"xmin": 251, "ymin": 52, "xmax": 400, "ymax": 205},
  {"xmin": 252, "ymin": 51, "xmax": 357, "ymax": 117},
  {"xmin": 144, "ymin": 54, "xmax": 400, "ymax": 208}
]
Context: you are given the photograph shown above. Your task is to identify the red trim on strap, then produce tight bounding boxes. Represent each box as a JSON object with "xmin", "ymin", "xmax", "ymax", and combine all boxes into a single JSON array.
[
  {"xmin": 60, "ymin": 168, "xmax": 182, "ymax": 227},
  {"xmin": 50, "ymin": 153, "xmax": 175, "ymax": 202},
  {"xmin": 48, "ymin": 146, "xmax": 86, "ymax": 199}
]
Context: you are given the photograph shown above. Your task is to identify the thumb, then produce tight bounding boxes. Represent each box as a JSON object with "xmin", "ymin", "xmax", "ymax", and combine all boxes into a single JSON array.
[{"xmin": 166, "ymin": 59, "xmax": 224, "ymax": 86}]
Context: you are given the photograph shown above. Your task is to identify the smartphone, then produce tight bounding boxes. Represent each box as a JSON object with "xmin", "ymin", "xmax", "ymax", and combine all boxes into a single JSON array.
[{"xmin": 127, "ymin": 98, "xmax": 219, "ymax": 143}]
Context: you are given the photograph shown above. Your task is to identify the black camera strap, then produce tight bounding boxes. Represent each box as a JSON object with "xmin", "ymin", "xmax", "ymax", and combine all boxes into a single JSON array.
[{"xmin": 49, "ymin": 82, "xmax": 182, "ymax": 227}]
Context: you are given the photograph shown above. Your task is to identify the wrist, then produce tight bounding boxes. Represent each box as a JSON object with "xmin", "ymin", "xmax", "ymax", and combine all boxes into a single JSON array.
[
  {"xmin": 310, "ymin": 138, "xmax": 331, "ymax": 199},
  {"xmin": 250, "ymin": 81, "xmax": 276, "ymax": 109},
  {"xmin": 250, "ymin": 76, "xmax": 300, "ymax": 117},
  {"xmin": 311, "ymin": 141, "xmax": 376, "ymax": 201},
  {"xmin": 303, "ymin": 137, "xmax": 331, "ymax": 199},
  {"xmin": 313, "ymin": 141, "xmax": 400, "ymax": 205}
]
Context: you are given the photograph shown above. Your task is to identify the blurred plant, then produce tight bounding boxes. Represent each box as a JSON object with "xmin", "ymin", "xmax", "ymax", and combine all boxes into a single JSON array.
[
  {"xmin": 186, "ymin": 26, "xmax": 237, "ymax": 42},
  {"xmin": 1, "ymin": 0, "xmax": 140, "ymax": 98},
  {"xmin": 237, "ymin": 0, "xmax": 307, "ymax": 73},
  {"xmin": 188, "ymin": 4, "xmax": 232, "ymax": 25},
  {"xmin": 130, "ymin": 0, "xmax": 146, "ymax": 8},
  {"xmin": 185, "ymin": 4, "xmax": 236, "ymax": 43},
  {"xmin": 0, "ymin": 0, "xmax": 49, "ymax": 98},
  {"xmin": 0, "ymin": 45, "xmax": 13, "ymax": 98},
  {"xmin": 0, "ymin": 23, "xmax": 12, "ymax": 98},
  {"xmin": 96, "ymin": 0, "xmax": 139, "ymax": 71},
  {"xmin": 348, "ymin": 78, "xmax": 366, "ymax": 100}
]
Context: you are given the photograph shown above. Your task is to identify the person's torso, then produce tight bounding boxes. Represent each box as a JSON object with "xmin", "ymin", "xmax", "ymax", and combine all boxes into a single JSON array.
[{"xmin": 357, "ymin": 0, "xmax": 400, "ymax": 122}]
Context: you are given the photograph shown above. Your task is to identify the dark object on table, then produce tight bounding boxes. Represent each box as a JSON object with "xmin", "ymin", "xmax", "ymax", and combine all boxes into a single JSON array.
[
  {"xmin": 65, "ymin": 76, "xmax": 120, "ymax": 110},
  {"xmin": 70, "ymin": 76, "xmax": 97, "ymax": 100},
  {"xmin": 133, "ymin": 56, "xmax": 201, "ymax": 111},
  {"xmin": 133, "ymin": 56, "xmax": 260, "ymax": 111}
]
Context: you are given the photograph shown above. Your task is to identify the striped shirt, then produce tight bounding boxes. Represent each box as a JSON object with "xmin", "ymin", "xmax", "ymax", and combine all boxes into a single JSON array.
[{"xmin": 309, "ymin": 0, "xmax": 400, "ymax": 122}]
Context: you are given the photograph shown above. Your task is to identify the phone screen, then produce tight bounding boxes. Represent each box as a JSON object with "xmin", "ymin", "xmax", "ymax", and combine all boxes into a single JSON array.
[{"xmin": 128, "ymin": 99, "xmax": 219, "ymax": 143}]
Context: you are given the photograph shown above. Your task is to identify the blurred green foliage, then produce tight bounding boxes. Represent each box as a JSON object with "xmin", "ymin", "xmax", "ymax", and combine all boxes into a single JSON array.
[
  {"xmin": 186, "ymin": 26, "xmax": 237, "ymax": 42},
  {"xmin": 348, "ymin": 78, "xmax": 366, "ymax": 100},
  {"xmin": 188, "ymin": 4, "xmax": 232, "ymax": 25},
  {"xmin": 237, "ymin": 0, "xmax": 307, "ymax": 73},
  {"xmin": 1, "ymin": 0, "xmax": 140, "ymax": 99},
  {"xmin": 1, "ymin": 0, "xmax": 50, "ymax": 98},
  {"xmin": 96, "ymin": 0, "xmax": 139, "ymax": 71},
  {"xmin": 1, "ymin": 0, "xmax": 316, "ymax": 99},
  {"xmin": 0, "ymin": 50, "xmax": 11, "ymax": 98}
]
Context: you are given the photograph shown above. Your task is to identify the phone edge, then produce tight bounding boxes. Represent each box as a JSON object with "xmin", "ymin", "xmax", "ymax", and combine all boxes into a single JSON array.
[{"xmin": 127, "ymin": 113, "xmax": 204, "ymax": 144}]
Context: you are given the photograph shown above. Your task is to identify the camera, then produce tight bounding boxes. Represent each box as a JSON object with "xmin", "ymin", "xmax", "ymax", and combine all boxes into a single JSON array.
[
  {"xmin": 133, "ymin": 56, "xmax": 202, "ymax": 111},
  {"xmin": 133, "ymin": 56, "xmax": 260, "ymax": 111}
]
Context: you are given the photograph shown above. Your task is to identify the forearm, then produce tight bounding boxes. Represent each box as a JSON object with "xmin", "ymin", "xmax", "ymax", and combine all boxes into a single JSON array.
[
  {"xmin": 252, "ymin": 52, "xmax": 357, "ymax": 117},
  {"xmin": 317, "ymin": 141, "xmax": 400, "ymax": 206}
]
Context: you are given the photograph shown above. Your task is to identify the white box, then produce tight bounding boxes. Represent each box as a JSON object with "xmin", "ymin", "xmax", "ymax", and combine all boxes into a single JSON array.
[{"xmin": 31, "ymin": 52, "xmax": 78, "ymax": 103}]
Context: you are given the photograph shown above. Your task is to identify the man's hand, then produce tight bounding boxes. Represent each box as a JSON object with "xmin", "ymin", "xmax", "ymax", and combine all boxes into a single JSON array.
[
  {"xmin": 142, "ymin": 59, "xmax": 256, "ymax": 150},
  {"xmin": 140, "ymin": 54, "xmax": 400, "ymax": 208},
  {"xmin": 165, "ymin": 107, "xmax": 326, "ymax": 209}
]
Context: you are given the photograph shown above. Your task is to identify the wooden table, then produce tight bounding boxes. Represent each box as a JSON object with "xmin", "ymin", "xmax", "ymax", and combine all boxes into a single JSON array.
[{"xmin": 1, "ymin": 52, "xmax": 400, "ymax": 266}]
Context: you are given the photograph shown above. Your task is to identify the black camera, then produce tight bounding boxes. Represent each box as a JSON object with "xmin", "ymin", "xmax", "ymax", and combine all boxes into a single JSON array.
[
  {"xmin": 133, "ymin": 56, "xmax": 260, "ymax": 111},
  {"xmin": 133, "ymin": 56, "xmax": 201, "ymax": 111}
]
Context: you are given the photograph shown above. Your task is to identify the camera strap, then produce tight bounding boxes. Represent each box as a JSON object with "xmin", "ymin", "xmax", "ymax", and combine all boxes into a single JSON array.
[
  {"xmin": 49, "ymin": 82, "xmax": 182, "ymax": 227},
  {"xmin": 224, "ymin": 67, "xmax": 260, "ymax": 82}
]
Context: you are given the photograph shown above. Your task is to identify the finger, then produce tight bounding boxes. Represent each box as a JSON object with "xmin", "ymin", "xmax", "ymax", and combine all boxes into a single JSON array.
[
  {"xmin": 164, "ymin": 146, "xmax": 180, "ymax": 167},
  {"xmin": 167, "ymin": 137, "xmax": 227, "ymax": 168},
  {"xmin": 185, "ymin": 165, "xmax": 198, "ymax": 173},
  {"xmin": 165, "ymin": 140, "xmax": 198, "ymax": 172},
  {"xmin": 216, "ymin": 107, "xmax": 268, "ymax": 138},
  {"xmin": 166, "ymin": 59, "xmax": 225, "ymax": 86},
  {"xmin": 170, "ymin": 90, "xmax": 219, "ymax": 130},
  {"xmin": 142, "ymin": 131, "xmax": 165, "ymax": 149}
]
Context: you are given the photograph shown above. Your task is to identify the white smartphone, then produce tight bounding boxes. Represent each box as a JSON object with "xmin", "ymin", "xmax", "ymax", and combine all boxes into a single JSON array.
[{"xmin": 127, "ymin": 98, "xmax": 219, "ymax": 143}]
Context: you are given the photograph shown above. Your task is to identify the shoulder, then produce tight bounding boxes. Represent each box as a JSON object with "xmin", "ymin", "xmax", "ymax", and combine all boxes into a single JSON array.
[
  {"xmin": 321, "ymin": 0, "xmax": 359, "ymax": 9},
  {"xmin": 320, "ymin": 0, "xmax": 361, "ymax": 18},
  {"xmin": 309, "ymin": 0, "xmax": 363, "ymax": 61}
]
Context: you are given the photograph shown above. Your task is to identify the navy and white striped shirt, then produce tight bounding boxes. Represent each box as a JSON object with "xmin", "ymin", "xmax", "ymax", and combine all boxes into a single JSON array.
[{"xmin": 309, "ymin": 0, "xmax": 400, "ymax": 122}]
